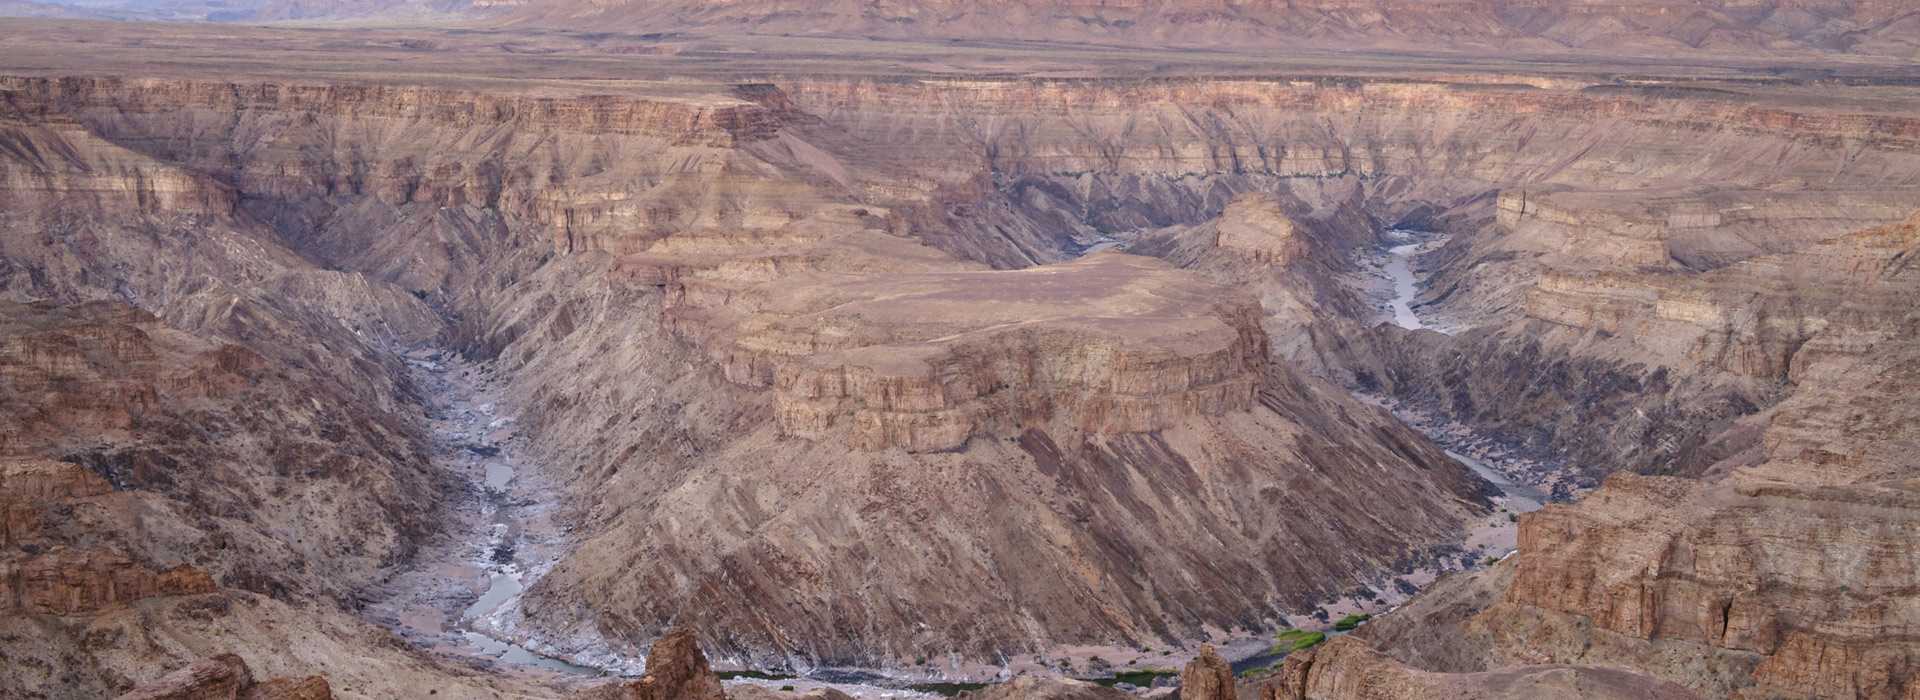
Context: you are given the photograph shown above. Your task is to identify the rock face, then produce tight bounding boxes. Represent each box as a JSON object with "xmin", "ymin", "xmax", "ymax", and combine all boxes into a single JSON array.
[
  {"xmin": 1267, "ymin": 213, "xmax": 1920, "ymax": 698},
  {"xmin": 623, "ymin": 627, "xmax": 726, "ymax": 700},
  {"xmin": 2, "ymin": 15, "xmax": 1919, "ymax": 700},
  {"xmin": 0, "ymin": 36, "xmax": 554, "ymax": 698},
  {"xmin": 1178, "ymin": 645, "xmax": 1233, "ymax": 700},
  {"xmin": 116, "ymin": 654, "xmax": 331, "ymax": 700},
  {"xmin": 684, "ymin": 252, "xmax": 1269, "ymax": 452},
  {"xmin": 0, "ymin": 298, "xmax": 440, "ymax": 606},
  {"xmin": 1268, "ymin": 636, "xmax": 1698, "ymax": 700},
  {"xmin": 1211, "ymin": 197, "xmax": 1306, "ymax": 267}
]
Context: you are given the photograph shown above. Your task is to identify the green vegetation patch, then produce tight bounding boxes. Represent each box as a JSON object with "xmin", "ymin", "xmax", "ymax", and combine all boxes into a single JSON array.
[
  {"xmin": 1332, "ymin": 613, "xmax": 1372, "ymax": 631},
  {"xmin": 715, "ymin": 670, "xmax": 794, "ymax": 681},
  {"xmin": 1090, "ymin": 669, "xmax": 1178, "ymax": 688},
  {"xmin": 908, "ymin": 681, "xmax": 992, "ymax": 695},
  {"xmin": 1271, "ymin": 628, "xmax": 1327, "ymax": 654}
]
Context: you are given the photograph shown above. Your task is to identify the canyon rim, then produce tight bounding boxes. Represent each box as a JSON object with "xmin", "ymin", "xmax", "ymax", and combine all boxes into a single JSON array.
[{"xmin": 1, "ymin": 2, "xmax": 1918, "ymax": 699}]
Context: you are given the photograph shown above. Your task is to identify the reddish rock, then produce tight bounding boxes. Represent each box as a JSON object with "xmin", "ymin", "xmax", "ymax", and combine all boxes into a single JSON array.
[
  {"xmin": 1179, "ymin": 645, "xmax": 1234, "ymax": 700},
  {"xmin": 117, "ymin": 654, "xmax": 331, "ymax": 700},
  {"xmin": 2, "ymin": 550, "xmax": 215, "ymax": 615},
  {"xmin": 583, "ymin": 626, "xmax": 726, "ymax": 700}
]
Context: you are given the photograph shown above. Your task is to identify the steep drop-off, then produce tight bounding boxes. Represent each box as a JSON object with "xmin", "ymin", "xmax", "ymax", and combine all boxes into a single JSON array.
[{"xmin": 4, "ymin": 27, "xmax": 1920, "ymax": 697}]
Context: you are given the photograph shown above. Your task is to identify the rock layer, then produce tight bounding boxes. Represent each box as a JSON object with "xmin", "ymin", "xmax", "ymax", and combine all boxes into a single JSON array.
[
  {"xmin": 117, "ymin": 654, "xmax": 331, "ymax": 700},
  {"xmin": 1272, "ymin": 214, "xmax": 1920, "ymax": 699},
  {"xmin": 3, "ymin": 17, "xmax": 1920, "ymax": 697}
]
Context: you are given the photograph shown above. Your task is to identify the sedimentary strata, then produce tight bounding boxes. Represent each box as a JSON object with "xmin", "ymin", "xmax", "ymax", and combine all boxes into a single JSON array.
[
  {"xmin": 0, "ymin": 16, "xmax": 1918, "ymax": 700},
  {"xmin": 116, "ymin": 654, "xmax": 331, "ymax": 700}
]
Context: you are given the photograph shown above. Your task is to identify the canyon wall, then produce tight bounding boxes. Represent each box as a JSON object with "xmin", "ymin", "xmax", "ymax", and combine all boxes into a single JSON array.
[
  {"xmin": 0, "ymin": 69, "xmax": 1505, "ymax": 676},
  {"xmin": 5, "ymin": 36, "xmax": 1920, "ymax": 693},
  {"xmin": 1275, "ymin": 213, "xmax": 1920, "ymax": 699},
  {"xmin": 0, "ymin": 75, "xmax": 560, "ymax": 698}
]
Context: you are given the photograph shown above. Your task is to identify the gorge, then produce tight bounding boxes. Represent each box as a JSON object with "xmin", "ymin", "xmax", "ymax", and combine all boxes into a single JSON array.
[{"xmin": 0, "ymin": 6, "xmax": 1918, "ymax": 699}]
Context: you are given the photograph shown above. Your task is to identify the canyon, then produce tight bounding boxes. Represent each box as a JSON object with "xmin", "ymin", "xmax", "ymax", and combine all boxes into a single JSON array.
[{"xmin": 0, "ymin": 7, "xmax": 1916, "ymax": 700}]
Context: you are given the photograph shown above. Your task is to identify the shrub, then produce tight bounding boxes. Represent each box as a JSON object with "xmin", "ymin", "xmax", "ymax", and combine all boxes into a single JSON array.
[
  {"xmin": 1332, "ymin": 613, "xmax": 1371, "ymax": 631},
  {"xmin": 1099, "ymin": 669, "xmax": 1178, "ymax": 688}
]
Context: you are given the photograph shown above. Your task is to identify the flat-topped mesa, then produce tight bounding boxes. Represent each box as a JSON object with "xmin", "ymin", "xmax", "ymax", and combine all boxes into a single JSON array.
[
  {"xmin": 709, "ymin": 253, "xmax": 1268, "ymax": 452},
  {"xmin": 0, "ymin": 76, "xmax": 781, "ymax": 146}
]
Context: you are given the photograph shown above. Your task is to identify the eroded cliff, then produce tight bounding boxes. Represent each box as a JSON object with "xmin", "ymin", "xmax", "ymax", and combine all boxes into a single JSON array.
[{"xmin": 3, "ymin": 21, "xmax": 1920, "ymax": 698}]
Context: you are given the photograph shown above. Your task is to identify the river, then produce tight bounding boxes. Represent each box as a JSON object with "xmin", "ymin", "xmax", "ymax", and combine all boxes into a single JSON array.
[
  {"xmin": 364, "ymin": 350, "xmax": 602, "ymax": 678},
  {"xmin": 1384, "ymin": 240, "xmax": 1427, "ymax": 331}
]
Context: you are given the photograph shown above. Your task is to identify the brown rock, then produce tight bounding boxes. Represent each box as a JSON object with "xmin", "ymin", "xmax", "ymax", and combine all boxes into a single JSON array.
[
  {"xmin": 2, "ymin": 550, "xmax": 216, "ymax": 615},
  {"xmin": 8, "ymin": 21, "xmax": 1920, "ymax": 698},
  {"xmin": 117, "ymin": 654, "xmax": 332, "ymax": 700},
  {"xmin": 585, "ymin": 627, "xmax": 727, "ymax": 700},
  {"xmin": 247, "ymin": 677, "xmax": 334, "ymax": 700},
  {"xmin": 1179, "ymin": 645, "xmax": 1234, "ymax": 700},
  {"xmin": 1211, "ymin": 196, "xmax": 1306, "ymax": 266},
  {"xmin": 633, "ymin": 626, "xmax": 725, "ymax": 700},
  {"xmin": 1267, "ymin": 636, "xmax": 1697, "ymax": 700},
  {"xmin": 118, "ymin": 655, "xmax": 253, "ymax": 700}
]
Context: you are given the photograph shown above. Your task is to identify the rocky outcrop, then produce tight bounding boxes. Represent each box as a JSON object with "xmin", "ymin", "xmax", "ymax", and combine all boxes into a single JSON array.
[
  {"xmin": 1, "ymin": 550, "xmax": 215, "ymax": 615},
  {"xmin": 626, "ymin": 627, "xmax": 726, "ymax": 700},
  {"xmin": 117, "ymin": 654, "xmax": 331, "ymax": 700},
  {"xmin": 1212, "ymin": 197, "xmax": 1306, "ymax": 266},
  {"xmin": 1178, "ymin": 645, "xmax": 1233, "ymax": 700},
  {"xmin": 1268, "ymin": 635, "xmax": 1698, "ymax": 700}
]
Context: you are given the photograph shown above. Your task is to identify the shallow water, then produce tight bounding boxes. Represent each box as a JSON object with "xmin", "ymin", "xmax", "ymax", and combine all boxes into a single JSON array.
[
  {"xmin": 1384, "ymin": 240, "xmax": 1425, "ymax": 330},
  {"xmin": 463, "ymin": 571, "xmax": 521, "ymax": 622},
  {"xmin": 374, "ymin": 353, "xmax": 606, "ymax": 678},
  {"xmin": 1448, "ymin": 449, "xmax": 1547, "ymax": 513},
  {"xmin": 484, "ymin": 461, "xmax": 514, "ymax": 491}
]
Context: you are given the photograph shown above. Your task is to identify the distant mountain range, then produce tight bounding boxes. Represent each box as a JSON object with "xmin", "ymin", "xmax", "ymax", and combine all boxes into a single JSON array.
[{"xmin": 9, "ymin": 0, "xmax": 1918, "ymax": 60}]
